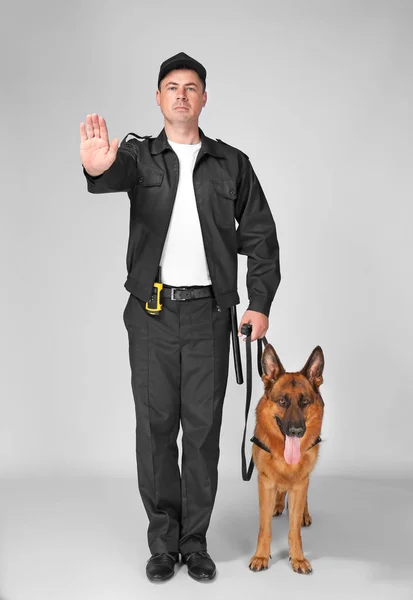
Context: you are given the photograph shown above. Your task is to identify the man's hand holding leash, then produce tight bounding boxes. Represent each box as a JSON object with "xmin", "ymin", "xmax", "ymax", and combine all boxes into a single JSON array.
[{"xmin": 238, "ymin": 309, "xmax": 268, "ymax": 342}]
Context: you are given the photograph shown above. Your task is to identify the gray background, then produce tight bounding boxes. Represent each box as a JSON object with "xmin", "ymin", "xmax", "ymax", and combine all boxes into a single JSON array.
[{"xmin": 1, "ymin": 0, "xmax": 412, "ymax": 598}]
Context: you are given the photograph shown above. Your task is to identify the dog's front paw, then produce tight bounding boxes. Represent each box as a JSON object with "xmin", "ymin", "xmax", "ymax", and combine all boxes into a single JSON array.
[
  {"xmin": 290, "ymin": 556, "xmax": 313, "ymax": 574},
  {"xmin": 249, "ymin": 555, "xmax": 270, "ymax": 571},
  {"xmin": 301, "ymin": 512, "xmax": 312, "ymax": 527}
]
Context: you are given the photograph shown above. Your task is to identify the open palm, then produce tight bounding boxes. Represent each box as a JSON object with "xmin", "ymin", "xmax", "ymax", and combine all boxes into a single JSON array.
[{"xmin": 80, "ymin": 113, "xmax": 119, "ymax": 176}]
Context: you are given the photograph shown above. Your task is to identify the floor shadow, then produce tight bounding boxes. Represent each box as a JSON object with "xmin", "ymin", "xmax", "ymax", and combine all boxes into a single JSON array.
[{"xmin": 211, "ymin": 474, "xmax": 413, "ymax": 585}]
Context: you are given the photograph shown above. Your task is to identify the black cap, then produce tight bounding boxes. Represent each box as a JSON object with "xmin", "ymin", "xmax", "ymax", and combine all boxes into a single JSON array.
[{"xmin": 158, "ymin": 52, "xmax": 207, "ymax": 90}]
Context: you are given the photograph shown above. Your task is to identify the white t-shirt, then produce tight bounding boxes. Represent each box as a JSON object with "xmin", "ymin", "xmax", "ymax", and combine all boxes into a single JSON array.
[{"xmin": 159, "ymin": 138, "xmax": 212, "ymax": 286}]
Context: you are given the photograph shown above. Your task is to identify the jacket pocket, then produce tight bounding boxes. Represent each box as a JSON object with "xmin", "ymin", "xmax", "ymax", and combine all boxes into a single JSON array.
[
  {"xmin": 211, "ymin": 178, "xmax": 237, "ymax": 227},
  {"xmin": 136, "ymin": 164, "xmax": 164, "ymax": 187}
]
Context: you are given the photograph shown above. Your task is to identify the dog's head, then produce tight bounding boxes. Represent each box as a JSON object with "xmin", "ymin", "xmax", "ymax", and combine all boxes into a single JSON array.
[{"xmin": 259, "ymin": 344, "xmax": 325, "ymax": 465}]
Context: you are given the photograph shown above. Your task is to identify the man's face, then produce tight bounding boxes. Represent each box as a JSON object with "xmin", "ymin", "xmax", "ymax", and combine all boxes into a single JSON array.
[{"xmin": 156, "ymin": 69, "xmax": 207, "ymax": 125}]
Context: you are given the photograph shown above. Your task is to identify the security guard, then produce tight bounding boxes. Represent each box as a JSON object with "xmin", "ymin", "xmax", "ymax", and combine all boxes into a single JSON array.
[{"xmin": 80, "ymin": 52, "xmax": 281, "ymax": 583}]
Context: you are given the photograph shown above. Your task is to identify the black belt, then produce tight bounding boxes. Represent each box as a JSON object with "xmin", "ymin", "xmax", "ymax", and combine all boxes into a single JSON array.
[{"xmin": 162, "ymin": 285, "xmax": 214, "ymax": 301}]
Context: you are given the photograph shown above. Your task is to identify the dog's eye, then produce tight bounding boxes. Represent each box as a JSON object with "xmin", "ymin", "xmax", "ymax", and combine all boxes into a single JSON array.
[{"xmin": 277, "ymin": 398, "xmax": 286, "ymax": 406}]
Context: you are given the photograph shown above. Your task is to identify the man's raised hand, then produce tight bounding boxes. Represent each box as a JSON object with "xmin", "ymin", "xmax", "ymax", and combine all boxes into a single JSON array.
[{"xmin": 80, "ymin": 113, "xmax": 119, "ymax": 176}]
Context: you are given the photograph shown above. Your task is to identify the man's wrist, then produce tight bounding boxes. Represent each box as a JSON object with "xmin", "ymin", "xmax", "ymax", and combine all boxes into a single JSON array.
[
  {"xmin": 247, "ymin": 299, "xmax": 270, "ymax": 318},
  {"xmin": 82, "ymin": 165, "xmax": 105, "ymax": 179}
]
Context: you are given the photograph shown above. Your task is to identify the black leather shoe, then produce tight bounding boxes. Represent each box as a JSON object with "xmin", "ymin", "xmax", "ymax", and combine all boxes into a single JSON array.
[
  {"xmin": 146, "ymin": 552, "xmax": 179, "ymax": 582},
  {"xmin": 182, "ymin": 550, "xmax": 216, "ymax": 581}
]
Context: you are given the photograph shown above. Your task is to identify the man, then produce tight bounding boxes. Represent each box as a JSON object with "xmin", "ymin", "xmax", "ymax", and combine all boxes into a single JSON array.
[{"xmin": 80, "ymin": 52, "xmax": 281, "ymax": 582}]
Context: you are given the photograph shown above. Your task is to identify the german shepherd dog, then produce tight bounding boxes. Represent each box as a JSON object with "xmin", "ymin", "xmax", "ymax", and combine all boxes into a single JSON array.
[{"xmin": 249, "ymin": 344, "xmax": 324, "ymax": 575}]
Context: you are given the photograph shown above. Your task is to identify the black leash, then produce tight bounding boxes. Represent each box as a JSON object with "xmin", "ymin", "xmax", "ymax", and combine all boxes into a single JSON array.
[{"xmin": 240, "ymin": 323, "xmax": 268, "ymax": 481}]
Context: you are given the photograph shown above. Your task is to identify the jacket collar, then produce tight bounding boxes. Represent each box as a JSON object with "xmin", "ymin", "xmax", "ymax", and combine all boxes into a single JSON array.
[{"xmin": 150, "ymin": 126, "xmax": 225, "ymax": 158}]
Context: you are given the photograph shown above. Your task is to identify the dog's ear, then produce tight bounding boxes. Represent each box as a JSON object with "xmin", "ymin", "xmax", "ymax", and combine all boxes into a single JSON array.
[
  {"xmin": 261, "ymin": 344, "xmax": 285, "ymax": 386},
  {"xmin": 301, "ymin": 346, "xmax": 324, "ymax": 389}
]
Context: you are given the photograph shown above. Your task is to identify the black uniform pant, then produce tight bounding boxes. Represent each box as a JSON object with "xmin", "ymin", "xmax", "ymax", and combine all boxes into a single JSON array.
[{"xmin": 122, "ymin": 288, "xmax": 231, "ymax": 556}]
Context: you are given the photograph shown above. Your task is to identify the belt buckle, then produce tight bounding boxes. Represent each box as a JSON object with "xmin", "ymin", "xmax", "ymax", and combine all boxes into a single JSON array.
[{"xmin": 171, "ymin": 286, "xmax": 188, "ymax": 301}]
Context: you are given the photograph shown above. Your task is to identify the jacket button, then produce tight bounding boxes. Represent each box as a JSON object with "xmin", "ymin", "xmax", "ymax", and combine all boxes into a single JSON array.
[
  {"xmin": 230, "ymin": 190, "xmax": 235, "ymax": 196},
  {"xmin": 138, "ymin": 176, "xmax": 144, "ymax": 183}
]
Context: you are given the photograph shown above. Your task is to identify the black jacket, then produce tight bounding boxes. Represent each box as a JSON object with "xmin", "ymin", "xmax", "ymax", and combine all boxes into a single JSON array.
[{"xmin": 82, "ymin": 126, "xmax": 281, "ymax": 316}]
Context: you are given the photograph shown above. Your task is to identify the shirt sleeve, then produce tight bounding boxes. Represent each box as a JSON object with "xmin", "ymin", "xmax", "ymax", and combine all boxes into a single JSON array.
[
  {"xmin": 235, "ymin": 157, "xmax": 281, "ymax": 317},
  {"xmin": 82, "ymin": 138, "xmax": 140, "ymax": 193}
]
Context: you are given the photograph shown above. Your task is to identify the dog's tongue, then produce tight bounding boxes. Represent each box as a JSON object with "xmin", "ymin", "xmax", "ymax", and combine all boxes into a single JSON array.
[{"xmin": 284, "ymin": 436, "xmax": 301, "ymax": 465}]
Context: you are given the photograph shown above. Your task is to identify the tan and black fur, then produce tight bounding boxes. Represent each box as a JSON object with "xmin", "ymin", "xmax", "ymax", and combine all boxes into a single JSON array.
[{"xmin": 249, "ymin": 344, "xmax": 325, "ymax": 575}]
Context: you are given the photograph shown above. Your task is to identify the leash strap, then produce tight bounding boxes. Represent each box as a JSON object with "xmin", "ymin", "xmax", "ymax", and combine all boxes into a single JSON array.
[{"xmin": 240, "ymin": 324, "xmax": 268, "ymax": 481}]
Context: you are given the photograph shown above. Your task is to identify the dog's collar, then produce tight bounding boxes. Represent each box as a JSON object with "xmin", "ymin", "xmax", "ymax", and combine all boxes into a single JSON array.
[
  {"xmin": 250, "ymin": 435, "xmax": 322, "ymax": 455},
  {"xmin": 250, "ymin": 435, "xmax": 271, "ymax": 453},
  {"xmin": 307, "ymin": 435, "xmax": 322, "ymax": 450}
]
